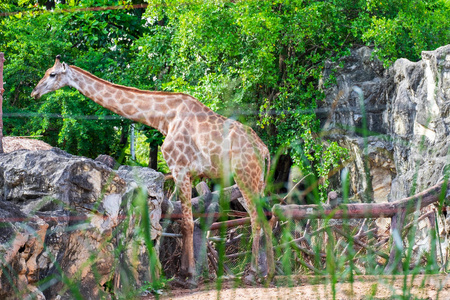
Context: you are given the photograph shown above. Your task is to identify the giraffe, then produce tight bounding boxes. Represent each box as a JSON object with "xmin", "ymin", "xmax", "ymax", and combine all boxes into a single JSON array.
[{"xmin": 31, "ymin": 56, "xmax": 275, "ymax": 282}]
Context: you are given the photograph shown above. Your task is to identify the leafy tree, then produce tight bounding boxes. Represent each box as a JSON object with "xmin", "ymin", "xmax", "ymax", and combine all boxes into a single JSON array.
[
  {"xmin": 1, "ymin": 0, "xmax": 450, "ymax": 199},
  {"xmin": 363, "ymin": 0, "xmax": 450, "ymax": 66},
  {"xmin": 0, "ymin": 0, "xmax": 149, "ymax": 158},
  {"xmin": 139, "ymin": 0, "xmax": 363, "ymax": 197},
  {"xmin": 138, "ymin": 0, "xmax": 450, "ymax": 198}
]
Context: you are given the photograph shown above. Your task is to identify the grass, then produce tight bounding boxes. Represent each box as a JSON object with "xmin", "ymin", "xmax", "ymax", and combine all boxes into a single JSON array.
[{"xmin": 1, "ymin": 155, "xmax": 448, "ymax": 299}]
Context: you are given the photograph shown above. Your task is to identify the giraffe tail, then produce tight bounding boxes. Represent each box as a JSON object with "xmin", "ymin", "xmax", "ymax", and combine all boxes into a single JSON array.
[
  {"xmin": 262, "ymin": 151, "xmax": 272, "ymax": 220},
  {"xmin": 263, "ymin": 151, "xmax": 271, "ymax": 194}
]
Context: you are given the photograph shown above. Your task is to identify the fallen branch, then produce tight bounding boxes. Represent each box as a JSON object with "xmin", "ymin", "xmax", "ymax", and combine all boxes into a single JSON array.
[
  {"xmin": 207, "ymin": 251, "xmax": 218, "ymax": 274},
  {"xmin": 401, "ymin": 210, "xmax": 435, "ymax": 238},
  {"xmin": 163, "ymin": 184, "xmax": 242, "ymax": 218},
  {"xmin": 332, "ymin": 227, "xmax": 389, "ymax": 260},
  {"xmin": 272, "ymin": 180, "xmax": 449, "ymax": 220},
  {"xmin": 373, "ymin": 237, "xmax": 390, "ymax": 249},
  {"xmin": 282, "ymin": 173, "xmax": 311, "ymax": 203},
  {"xmin": 207, "ymin": 241, "xmax": 234, "ymax": 277},
  {"xmin": 291, "ymin": 241, "xmax": 327, "ymax": 259},
  {"xmin": 210, "ymin": 217, "xmax": 251, "ymax": 231},
  {"xmin": 226, "ymin": 251, "xmax": 249, "ymax": 259},
  {"xmin": 295, "ymin": 255, "xmax": 323, "ymax": 274}
]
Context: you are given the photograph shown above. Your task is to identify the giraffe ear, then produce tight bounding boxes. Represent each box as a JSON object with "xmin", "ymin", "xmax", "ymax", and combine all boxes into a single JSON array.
[{"xmin": 62, "ymin": 62, "xmax": 67, "ymax": 73}]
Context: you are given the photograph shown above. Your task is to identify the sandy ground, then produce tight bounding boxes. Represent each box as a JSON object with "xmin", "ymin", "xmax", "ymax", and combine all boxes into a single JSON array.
[{"xmin": 144, "ymin": 274, "xmax": 450, "ymax": 299}]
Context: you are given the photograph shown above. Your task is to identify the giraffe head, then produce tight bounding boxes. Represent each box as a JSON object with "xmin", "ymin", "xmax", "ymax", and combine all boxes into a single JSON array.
[{"xmin": 31, "ymin": 55, "xmax": 69, "ymax": 99}]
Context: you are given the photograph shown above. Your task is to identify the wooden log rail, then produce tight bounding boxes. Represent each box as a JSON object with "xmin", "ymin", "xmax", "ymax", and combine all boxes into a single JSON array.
[
  {"xmin": 165, "ymin": 180, "xmax": 448, "ymax": 234},
  {"xmin": 164, "ymin": 183, "xmax": 242, "ymax": 218},
  {"xmin": 272, "ymin": 180, "xmax": 449, "ymax": 220}
]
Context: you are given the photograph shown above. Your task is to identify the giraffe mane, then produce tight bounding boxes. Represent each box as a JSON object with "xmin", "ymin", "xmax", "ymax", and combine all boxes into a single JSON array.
[{"xmin": 69, "ymin": 65, "xmax": 188, "ymax": 97}]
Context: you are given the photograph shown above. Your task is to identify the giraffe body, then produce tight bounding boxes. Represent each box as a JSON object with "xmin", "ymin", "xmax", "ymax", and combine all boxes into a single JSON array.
[{"xmin": 32, "ymin": 57, "xmax": 274, "ymax": 280}]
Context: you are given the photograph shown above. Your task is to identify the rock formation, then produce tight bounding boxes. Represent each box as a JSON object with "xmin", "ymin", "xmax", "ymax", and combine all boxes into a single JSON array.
[
  {"xmin": 2, "ymin": 136, "xmax": 52, "ymax": 153},
  {"xmin": 0, "ymin": 148, "xmax": 164, "ymax": 299},
  {"xmin": 320, "ymin": 44, "xmax": 450, "ymax": 204},
  {"xmin": 319, "ymin": 44, "xmax": 450, "ymax": 262}
]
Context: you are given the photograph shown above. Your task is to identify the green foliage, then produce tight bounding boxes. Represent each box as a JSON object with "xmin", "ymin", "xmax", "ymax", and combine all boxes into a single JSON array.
[
  {"xmin": 1, "ymin": 0, "xmax": 450, "ymax": 196},
  {"xmin": 142, "ymin": 0, "xmax": 361, "ymax": 198},
  {"xmin": 363, "ymin": 0, "xmax": 450, "ymax": 66},
  {"xmin": 131, "ymin": 129, "xmax": 169, "ymax": 172},
  {"xmin": 140, "ymin": 0, "xmax": 450, "ymax": 199},
  {"xmin": 0, "ymin": 0, "xmax": 148, "ymax": 158}
]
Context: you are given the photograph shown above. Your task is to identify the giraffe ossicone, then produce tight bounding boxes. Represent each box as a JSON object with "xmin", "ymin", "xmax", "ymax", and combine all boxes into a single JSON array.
[{"xmin": 32, "ymin": 56, "xmax": 275, "ymax": 282}]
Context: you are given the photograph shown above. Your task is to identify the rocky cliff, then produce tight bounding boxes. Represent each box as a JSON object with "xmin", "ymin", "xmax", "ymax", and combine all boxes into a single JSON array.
[
  {"xmin": 320, "ymin": 44, "xmax": 450, "ymax": 205},
  {"xmin": 318, "ymin": 45, "xmax": 450, "ymax": 260},
  {"xmin": 0, "ymin": 149, "xmax": 164, "ymax": 299}
]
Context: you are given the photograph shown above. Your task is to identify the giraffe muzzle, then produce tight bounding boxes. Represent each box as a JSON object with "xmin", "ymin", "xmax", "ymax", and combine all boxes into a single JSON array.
[{"xmin": 31, "ymin": 89, "xmax": 41, "ymax": 99}]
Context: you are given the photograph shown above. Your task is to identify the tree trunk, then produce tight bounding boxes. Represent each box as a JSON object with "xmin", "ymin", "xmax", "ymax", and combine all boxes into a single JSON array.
[
  {"xmin": 45, "ymin": 0, "xmax": 55, "ymax": 10},
  {"xmin": 148, "ymin": 143, "xmax": 158, "ymax": 170},
  {"xmin": 273, "ymin": 154, "xmax": 293, "ymax": 194},
  {"xmin": 119, "ymin": 123, "xmax": 129, "ymax": 147}
]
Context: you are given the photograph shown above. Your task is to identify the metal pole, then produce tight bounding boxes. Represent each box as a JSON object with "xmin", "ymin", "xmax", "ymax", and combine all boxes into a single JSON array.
[
  {"xmin": 130, "ymin": 123, "xmax": 135, "ymax": 161},
  {"xmin": 0, "ymin": 53, "xmax": 4, "ymax": 154}
]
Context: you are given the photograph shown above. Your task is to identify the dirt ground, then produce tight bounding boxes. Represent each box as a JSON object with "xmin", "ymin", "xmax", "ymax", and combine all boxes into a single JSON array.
[{"xmin": 144, "ymin": 274, "xmax": 450, "ymax": 299}]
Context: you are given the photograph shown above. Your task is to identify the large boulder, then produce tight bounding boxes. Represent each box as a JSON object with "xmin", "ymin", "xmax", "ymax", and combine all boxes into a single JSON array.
[
  {"xmin": 0, "ymin": 148, "xmax": 164, "ymax": 299},
  {"xmin": 318, "ymin": 46, "xmax": 394, "ymax": 203}
]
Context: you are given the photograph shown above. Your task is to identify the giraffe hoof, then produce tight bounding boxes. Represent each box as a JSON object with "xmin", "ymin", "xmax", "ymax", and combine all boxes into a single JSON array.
[
  {"xmin": 185, "ymin": 277, "xmax": 198, "ymax": 289},
  {"xmin": 243, "ymin": 269, "xmax": 274, "ymax": 285},
  {"xmin": 243, "ymin": 273, "xmax": 257, "ymax": 285},
  {"xmin": 169, "ymin": 277, "xmax": 198, "ymax": 289}
]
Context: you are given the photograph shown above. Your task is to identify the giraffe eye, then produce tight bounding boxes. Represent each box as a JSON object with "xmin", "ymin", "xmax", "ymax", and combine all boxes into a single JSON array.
[{"xmin": 50, "ymin": 72, "xmax": 56, "ymax": 77}]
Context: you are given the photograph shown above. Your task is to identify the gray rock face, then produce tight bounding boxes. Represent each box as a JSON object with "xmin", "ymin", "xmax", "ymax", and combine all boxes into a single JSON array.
[
  {"xmin": 320, "ymin": 45, "xmax": 450, "ymax": 261},
  {"xmin": 319, "ymin": 47, "xmax": 388, "ymax": 137},
  {"xmin": 320, "ymin": 45, "xmax": 450, "ymax": 204},
  {"xmin": 0, "ymin": 149, "xmax": 164, "ymax": 299},
  {"xmin": 388, "ymin": 46, "xmax": 450, "ymax": 200}
]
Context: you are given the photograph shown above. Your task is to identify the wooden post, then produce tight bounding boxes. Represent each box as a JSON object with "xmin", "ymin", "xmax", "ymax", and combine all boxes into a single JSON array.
[
  {"xmin": 385, "ymin": 209, "xmax": 407, "ymax": 273},
  {"xmin": 192, "ymin": 181, "xmax": 212, "ymax": 275},
  {"xmin": 0, "ymin": 52, "xmax": 4, "ymax": 154}
]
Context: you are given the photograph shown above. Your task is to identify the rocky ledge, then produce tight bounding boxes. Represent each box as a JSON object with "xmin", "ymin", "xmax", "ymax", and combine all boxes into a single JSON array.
[{"xmin": 0, "ymin": 148, "xmax": 164, "ymax": 299}]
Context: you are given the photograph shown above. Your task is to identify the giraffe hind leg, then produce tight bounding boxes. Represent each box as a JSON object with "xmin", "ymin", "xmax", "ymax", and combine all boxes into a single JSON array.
[
  {"xmin": 174, "ymin": 173, "xmax": 197, "ymax": 284},
  {"xmin": 236, "ymin": 183, "xmax": 275, "ymax": 280}
]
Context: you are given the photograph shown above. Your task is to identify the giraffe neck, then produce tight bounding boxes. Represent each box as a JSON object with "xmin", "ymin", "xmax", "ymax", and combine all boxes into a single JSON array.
[{"xmin": 66, "ymin": 65, "xmax": 184, "ymax": 135}]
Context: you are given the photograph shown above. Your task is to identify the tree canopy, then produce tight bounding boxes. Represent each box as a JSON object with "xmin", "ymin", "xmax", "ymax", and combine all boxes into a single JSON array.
[{"xmin": 1, "ymin": 0, "xmax": 450, "ymax": 198}]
